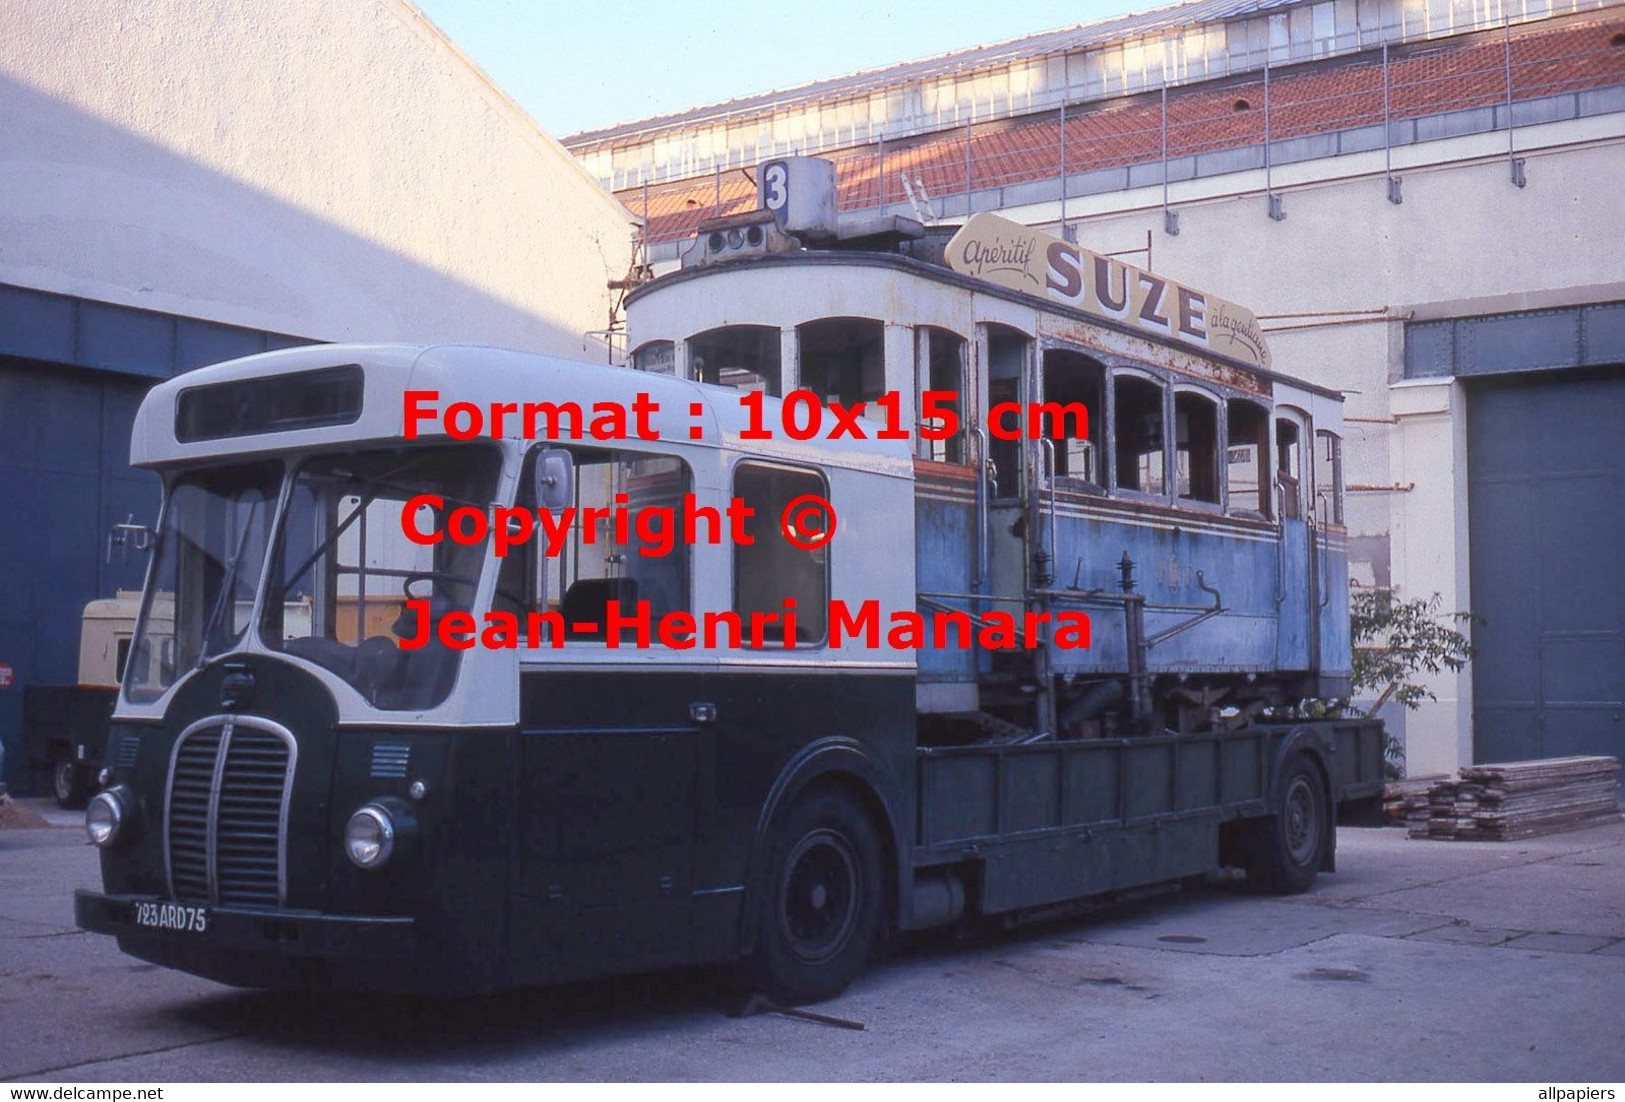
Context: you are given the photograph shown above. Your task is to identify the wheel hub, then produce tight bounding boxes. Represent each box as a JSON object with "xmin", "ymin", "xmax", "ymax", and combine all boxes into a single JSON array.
[
  {"xmin": 1283, "ymin": 775, "xmax": 1320, "ymax": 866},
  {"xmin": 778, "ymin": 829, "xmax": 859, "ymax": 965}
]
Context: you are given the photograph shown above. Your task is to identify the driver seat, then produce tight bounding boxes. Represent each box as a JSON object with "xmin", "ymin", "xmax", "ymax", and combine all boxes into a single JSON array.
[{"xmin": 560, "ymin": 577, "xmax": 638, "ymax": 641}]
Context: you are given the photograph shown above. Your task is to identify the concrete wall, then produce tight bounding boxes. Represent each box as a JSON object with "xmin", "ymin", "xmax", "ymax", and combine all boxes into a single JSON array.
[
  {"xmin": 0, "ymin": 0, "xmax": 634, "ymax": 357},
  {"xmin": 987, "ymin": 118, "xmax": 1625, "ymax": 772}
]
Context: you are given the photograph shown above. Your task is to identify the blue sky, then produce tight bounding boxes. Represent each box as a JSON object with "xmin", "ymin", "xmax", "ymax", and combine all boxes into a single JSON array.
[{"xmin": 414, "ymin": 0, "xmax": 1151, "ymax": 138}]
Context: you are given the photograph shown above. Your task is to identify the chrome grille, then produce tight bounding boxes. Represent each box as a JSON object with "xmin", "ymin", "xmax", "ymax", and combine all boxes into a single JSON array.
[
  {"xmin": 165, "ymin": 717, "xmax": 296, "ymax": 908},
  {"xmin": 166, "ymin": 728, "xmax": 219, "ymax": 903}
]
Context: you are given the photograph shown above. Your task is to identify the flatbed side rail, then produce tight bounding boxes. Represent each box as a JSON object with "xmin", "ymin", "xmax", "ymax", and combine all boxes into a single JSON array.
[
  {"xmin": 911, "ymin": 718, "xmax": 1382, "ymax": 913},
  {"xmin": 914, "ymin": 718, "xmax": 1384, "ymax": 860}
]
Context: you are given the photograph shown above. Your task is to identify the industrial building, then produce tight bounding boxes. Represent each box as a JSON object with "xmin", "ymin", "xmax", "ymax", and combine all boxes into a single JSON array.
[
  {"xmin": 564, "ymin": 0, "xmax": 1625, "ymax": 776},
  {"xmin": 0, "ymin": 0, "xmax": 635, "ymax": 788}
]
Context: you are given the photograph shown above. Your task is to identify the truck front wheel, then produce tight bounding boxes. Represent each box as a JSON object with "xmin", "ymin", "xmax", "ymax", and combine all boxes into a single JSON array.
[
  {"xmin": 748, "ymin": 786, "xmax": 883, "ymax": 1006},
  {"xmin": 1248, "ymin": 753, "xmax": 1328, "ymax": 894},
  {"xmin": 53, "ymin": 756, "xmax": 90, "ymax": 810}
]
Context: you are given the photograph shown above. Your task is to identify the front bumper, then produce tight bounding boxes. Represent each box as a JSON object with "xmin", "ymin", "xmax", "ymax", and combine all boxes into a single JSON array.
[{"xmin": 75, "ymin": 888, "xmax": 425, "ymax": 991}]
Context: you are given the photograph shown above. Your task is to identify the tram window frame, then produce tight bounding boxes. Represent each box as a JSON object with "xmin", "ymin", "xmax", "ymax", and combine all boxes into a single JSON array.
[
  {"xmin": 687, "ymin": 325, "xmax": 782, "ymax": 396},
  {"xmin": 1041, "ymin": 348, "xmax": 1105, "ymax": 492},
  {"xmin": 1112, "ymin": 371, "xmax": 1168, "ymax": 499},
  {"xmin": 1315, "ymin": 429, "xmax": 1345, "ymax": 526},
  {"xmin": 631, "ymin": 340, "xmax": 677, "ymax": 377},
  {"xmin": 731, "ymin": 461, "xmax": 829, "ymax": 647},
  {"xmin": 1225, "ymin": 399, "xmax": 1272, "ymax": 518},
  {"xmin": 985, "ymin": 325, "xmax": 1032, "ymax": 501},
  {"xmin": 797, "ymin": 317, "xmax": 886, "ymax": 415},
  {"xmin": 917, "ymin": 327, "xmax": 969, "ymax": 466},
  {"xmin": 1173, "ymin": 388, "xmax": 1222, "ymax": 508},
  {"xmin": 1275, "ymin": 409, "xmax": 1310, "ymax": 521}
]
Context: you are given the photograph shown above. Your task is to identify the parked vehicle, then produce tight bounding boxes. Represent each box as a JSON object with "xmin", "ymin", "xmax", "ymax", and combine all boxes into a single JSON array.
[
  {"xmin": 22, "ymin": 594, "xmax": 143, "ymax": 808},
  {"xmin": 75, "ymin": 161, "xmax": 1382, "ymax": 1003}
]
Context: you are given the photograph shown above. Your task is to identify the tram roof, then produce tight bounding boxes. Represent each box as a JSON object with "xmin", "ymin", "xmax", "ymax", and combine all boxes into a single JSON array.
[{"xmin": 627, "ymin": 248, "xmax": 1344, "ymax": 402}]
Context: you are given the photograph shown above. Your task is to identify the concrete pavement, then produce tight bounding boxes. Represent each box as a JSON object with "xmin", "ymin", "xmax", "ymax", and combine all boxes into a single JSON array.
[{"xmin": 2, "ymin": 799, "xmax": 1621, "ymax": 1081}]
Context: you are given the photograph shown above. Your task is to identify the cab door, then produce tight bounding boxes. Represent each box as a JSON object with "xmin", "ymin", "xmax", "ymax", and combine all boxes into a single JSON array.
[{"xmin": 513, "ymin": 667, "xmax": 708, "ymax": 981}]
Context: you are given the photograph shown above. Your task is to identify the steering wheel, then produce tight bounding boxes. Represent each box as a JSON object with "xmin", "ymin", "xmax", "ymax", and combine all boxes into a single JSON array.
[
  {"xmin": 403, "ymin": 569, "xmax": 527, "ymax": 617},
  {"xmin": 403, "ymin": 570, "xmax": 480, "ymax": 601}
]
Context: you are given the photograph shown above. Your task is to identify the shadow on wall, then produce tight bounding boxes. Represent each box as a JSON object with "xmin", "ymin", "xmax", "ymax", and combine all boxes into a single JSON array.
[
  {"xmin": 0, "ymin": 74, "xmax": 624, "ymax": 359},
  {"xmin": 0, "ymin": 73, "xmax": 629, "ymax": 787}
]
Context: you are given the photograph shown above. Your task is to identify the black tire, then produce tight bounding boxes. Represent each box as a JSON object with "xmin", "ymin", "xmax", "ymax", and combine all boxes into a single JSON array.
[
  {"xmin": 1247, "ymin": 753, "xmax": 1328, "ymax": 894},
  {"xmin": 748, "ymin": 786, "xmax": 884, "ymax": 1006},
  {"xmin": 53, "ymin": 756, "xmax": 91, "ymax": 811}
]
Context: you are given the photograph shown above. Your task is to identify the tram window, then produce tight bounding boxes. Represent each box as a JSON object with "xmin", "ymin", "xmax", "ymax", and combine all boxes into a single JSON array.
[
  {"xmin": 496, "ymin": 448, "xmax": 693, "ymax": 642},
  {"xmin": 733, "ymin": 463, "xmax": 827, "ymax": 645},
  {"xmin": 1226, "ymin": 400, "xmax": 1270, "ymax": 516},
  {"xmin": 632, "ymin": 340, "xmax": 676, "ymax": 376},
  {"xmin": 986, "ymin": 326, "xmax": 1030, "ymax": 498},
  {"xmin": 1042, "ymin": 350, "xmax": 1103, "ymax": 488},
  {"xmin": 1114, "ymin": 375, "xmax": 1166, "ymax": 496},
  {"xmin": 1276, "ymin": 415, "xmax": 1305, "ymax": 520},
  {"xmin": 918, "ymin": 328, "xmax": 967, "ymax": 464},
  {"xmin": 688, "ymin": 326, "xmax": 781, "ymax": 395},
  {"xmin": 1315, "ymin": 430, "xmax": 1344, "ymax": 525},
  {"xmin": 798, "ymin": 318, "xmax": 885, "ymax": 413},
  {"xmin": 1174, "ymin": 391, "xmax": 1220, "ymax": 505}
]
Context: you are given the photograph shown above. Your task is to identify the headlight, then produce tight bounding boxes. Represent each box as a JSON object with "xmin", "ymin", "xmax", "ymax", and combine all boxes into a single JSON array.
[
  {"xmin": 344, "ymin": 804, "xmax": 396, "ymax": 869},
  {"xmin": 86, "ymin": 788, "xmax": 130, "ymax": 848}
]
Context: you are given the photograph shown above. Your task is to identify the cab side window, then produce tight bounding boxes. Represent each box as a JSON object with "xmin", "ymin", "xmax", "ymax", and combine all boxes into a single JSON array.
[
  {"xmin": 498, "ymin": 448, "xmax": 693, "ymax": 643},
  {"xmin": 733, "ymin": 463, "xmax": 828, "ymax": 645}
]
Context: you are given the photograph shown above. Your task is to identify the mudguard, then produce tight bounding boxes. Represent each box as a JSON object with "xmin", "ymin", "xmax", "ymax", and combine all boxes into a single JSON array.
[
  {"xmin": 1270, "ymin": 724, "xmax": 1338, "ymax": 872},
  {"xmin": 739, "ymin": 735, "xmax": 910, "ymax": 953}
]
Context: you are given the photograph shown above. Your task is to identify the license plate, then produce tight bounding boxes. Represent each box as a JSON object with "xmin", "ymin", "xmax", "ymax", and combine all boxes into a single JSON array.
[{"xmin": 132, "ymin": 900, "xmax": 209, "ymax": 934}]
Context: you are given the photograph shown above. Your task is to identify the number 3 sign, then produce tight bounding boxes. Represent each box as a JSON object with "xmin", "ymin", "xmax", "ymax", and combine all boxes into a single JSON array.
[{"xmin": 760, "ymin": 161, "xmax": 789, "ymax": 214}]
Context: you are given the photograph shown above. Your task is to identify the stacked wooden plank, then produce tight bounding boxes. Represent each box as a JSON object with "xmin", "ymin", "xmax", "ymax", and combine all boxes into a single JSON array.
[
  {"xmin": 1404, "ymin": 756, "xmax": 1621, "ymax": 841},
  {"xmin": 1384, "ymin": 775, "xmax": 1447, "ymax": 826}
]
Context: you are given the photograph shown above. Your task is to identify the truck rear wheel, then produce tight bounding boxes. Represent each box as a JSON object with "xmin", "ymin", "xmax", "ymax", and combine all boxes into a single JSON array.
[
  {"xmin": 1248, "ymin": 753, "xmax": 1328, "ymax": 894},
  {"xmin": 748, "ymin": 786, "xmax": 883, "ymax": 1006},
  {"xmin": 53, "ymin": 756, "xmax": 91, "ymax": 810}
]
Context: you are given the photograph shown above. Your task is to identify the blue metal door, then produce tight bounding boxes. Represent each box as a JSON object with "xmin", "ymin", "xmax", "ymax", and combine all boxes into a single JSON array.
[
  {"xmin": 1468, "ymin": 369, "xmax": 1625, "ymax": 763},
  {"xmin": 0, "ymin": 361, "xmax": 156, "ymax": 786}
]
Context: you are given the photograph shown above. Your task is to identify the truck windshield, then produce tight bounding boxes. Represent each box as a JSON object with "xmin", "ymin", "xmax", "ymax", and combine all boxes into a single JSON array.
[
  {"xmin": 259, "ymin": 444, "xmax": 501, "ymax": 710},
  {"xmin": 125, "ymin": 461, "xmax": 283, "ymax": 703}
]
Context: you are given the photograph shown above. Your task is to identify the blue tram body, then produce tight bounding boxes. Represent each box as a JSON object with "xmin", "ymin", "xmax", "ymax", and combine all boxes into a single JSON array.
[{"xmin": 625, "ymin": 206, "xmax": 1358, "ymax": 737}]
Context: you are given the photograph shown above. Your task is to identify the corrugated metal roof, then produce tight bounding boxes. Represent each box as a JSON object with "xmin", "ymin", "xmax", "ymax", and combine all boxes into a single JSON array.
[{"xmin": 563, "ymin": 0, "xmax": 1308, "ymax": 147}]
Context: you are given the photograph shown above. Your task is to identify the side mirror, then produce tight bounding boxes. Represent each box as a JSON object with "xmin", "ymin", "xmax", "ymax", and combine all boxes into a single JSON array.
[{"xmin": 534, "ymin": 448, "xmax": 574, "ymax": 513}]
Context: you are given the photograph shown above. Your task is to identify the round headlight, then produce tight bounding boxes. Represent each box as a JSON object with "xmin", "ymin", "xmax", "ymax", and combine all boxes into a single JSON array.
[
  {"xmin": 344, "ymin": 805, "xmax": 395, "ymax": 869},
  {"xmin": 86, "ymin": 789, "xmax": 127, "ymax": 848}
]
